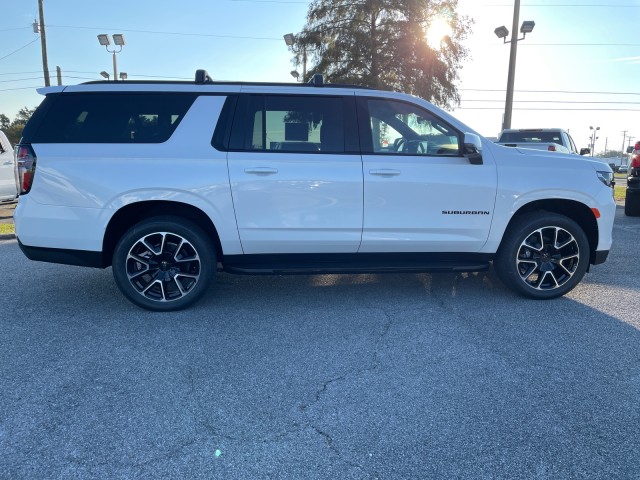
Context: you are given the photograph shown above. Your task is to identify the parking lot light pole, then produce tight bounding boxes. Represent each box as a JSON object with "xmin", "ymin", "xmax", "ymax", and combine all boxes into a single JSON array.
[
  {"xmin": 590, "ymin": 126, "xmax": 600, "ymax": 156},
  {"xmin": 97, "ymin": 34, "xmax": 125, "ymax": 81},
  {"xmin": 494, "ymin": 0, "xmax": 535, "ymax": 131},
  {"xmin": 284, "ymin": 33, "xmax": 307, "ymax": 81}
]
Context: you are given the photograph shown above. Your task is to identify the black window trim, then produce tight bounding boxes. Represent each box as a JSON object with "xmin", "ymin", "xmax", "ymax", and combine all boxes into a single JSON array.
[
  {"xmin": 355, "ymin": 96, "xmax": 464, "ymax": 157},
  {"xmin": 25, "ymin": 91, "xmax": 206, "ymax": 145},
  {"xmin": 223, "ymin": 93, "xmax": 360, "ymax": 155}
]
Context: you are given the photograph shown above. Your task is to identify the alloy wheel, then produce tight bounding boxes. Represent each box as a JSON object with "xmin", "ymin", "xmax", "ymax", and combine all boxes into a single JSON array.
[
  {"xmin": 516, "ymin": 226, "xmax": 580, "ymax": 290},
  {"xmin": 125, "ymin": 232, "xmax": 201, "ymax": 302}
]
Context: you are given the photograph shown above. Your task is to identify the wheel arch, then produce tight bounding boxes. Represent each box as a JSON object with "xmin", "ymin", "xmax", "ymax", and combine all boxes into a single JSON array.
[
  {"xmin": 102, "ymin": 200, "xmax": 223, "ymax": 267},
  {"xmin": 501, "ymin": 199, "xmax": 599, "ymax": 264}
]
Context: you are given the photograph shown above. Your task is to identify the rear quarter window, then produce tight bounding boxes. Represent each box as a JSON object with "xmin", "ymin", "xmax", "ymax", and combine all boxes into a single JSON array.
[{"xmin": 29, "ymin": 93, "xmax": 197, "ymax": 143}]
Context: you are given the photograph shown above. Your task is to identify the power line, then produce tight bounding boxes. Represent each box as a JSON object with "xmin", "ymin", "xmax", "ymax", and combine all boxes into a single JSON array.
[
  {"xmin": 47, "ymin": 24, "xmax": 283, "ymax": 41},
  {"xmin": 461, "ymin": 88, "xmax": 640, "ymax": 96},
  {"xmin": 0, "ymin": 37, "xmax": 41, "ymax": 62},
  {"xmin": 462, "ymin": 100, "xmax": 640, "ymax": 105},
  {"xmin": 0, "ymin": 86, "xmax": 42, "ymax": 92},
  {"xmin": 0, "ymin": 27, "xmax": 31, "ymax": 32},
  {"xmin": 456, "ymin": 107, "xmax": 640, "ymax": 111}
]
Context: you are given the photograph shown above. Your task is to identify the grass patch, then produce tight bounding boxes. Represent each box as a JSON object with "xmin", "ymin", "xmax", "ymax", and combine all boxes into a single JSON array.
[
  {"xmin": 614, "ymin": 186, "xmax": 627, "ymax": 202},
  {"xmin": 0, "ymin": 223, "xmax": 15, "ymax": 235}
]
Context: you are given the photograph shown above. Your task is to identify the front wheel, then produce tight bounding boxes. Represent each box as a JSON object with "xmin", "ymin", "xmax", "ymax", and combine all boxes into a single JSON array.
[
  {"xmin": 112, "ymin": 216, "xmax": 216, "ymax": 311},
  {"xmin": 494, "ymin": 212, "xmax": 590, "ymax": 299}
]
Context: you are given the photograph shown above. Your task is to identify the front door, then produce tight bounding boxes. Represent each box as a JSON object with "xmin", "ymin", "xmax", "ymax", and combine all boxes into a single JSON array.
[{"xmin": 356, "ymin": 96, "xmax": 497, "ymax": 253}]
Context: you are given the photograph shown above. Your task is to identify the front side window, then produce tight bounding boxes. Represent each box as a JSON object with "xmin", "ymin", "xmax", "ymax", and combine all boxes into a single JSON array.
[
  {"xmin": 240, "ymin": 95, "xmax": 345, "ymax": 153},
  {"xmin": 31, "ymin": 93, "xmax": 197, "ymax": 143},
  {"xmin": 363, "ymin": 98, "xmax": 460, "ymax": 156}
]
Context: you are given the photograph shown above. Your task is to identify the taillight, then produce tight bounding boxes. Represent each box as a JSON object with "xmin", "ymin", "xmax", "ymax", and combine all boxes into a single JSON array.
[
  {"xmin": 15, "ymin": 144, "xmax": 37, "ymax": 194},
  {"xmin": 547, "ymin": 145, "xmax": 556, "ymax": 151},
  {"xmin": 631, "ymin": 154, "xmax": 640, "ymax": 169}
]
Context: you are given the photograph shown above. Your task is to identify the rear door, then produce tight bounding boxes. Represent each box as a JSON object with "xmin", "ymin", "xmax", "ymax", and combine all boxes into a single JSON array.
[
  {"xmin": 227, "ymin": 94, "xmax": 363, "ymax": 254},
  {"xmin": 357, "ymin": 96, "xmax": 497, "ymax": 253}
]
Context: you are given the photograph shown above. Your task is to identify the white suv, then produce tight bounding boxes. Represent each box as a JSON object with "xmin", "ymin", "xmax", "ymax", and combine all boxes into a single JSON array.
[
  {"xmin": 0, "ymin": 130, "xmax": 18, "ymax": 203},
  {"xmin": 13, "ymin": 70, "xmax": 616, "ymax": 310}
]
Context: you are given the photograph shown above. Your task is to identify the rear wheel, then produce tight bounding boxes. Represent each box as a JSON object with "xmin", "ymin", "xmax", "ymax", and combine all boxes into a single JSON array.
[
  {"xmin": 494, "ymin": 212, "xmax": 590, "ymax": 299},
  {"xmin": 112, "ymin": 216, "xmax": 216, "ymax": 311}
]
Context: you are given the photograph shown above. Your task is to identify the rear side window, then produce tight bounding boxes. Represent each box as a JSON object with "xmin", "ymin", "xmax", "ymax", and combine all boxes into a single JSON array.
[
  {"xmin": 30, "ymin": 93, "xmax": 197, "ymax": 143},
  {"xmin": 230, "ymin": 95, "xmax": 348, "ymax": 153}
]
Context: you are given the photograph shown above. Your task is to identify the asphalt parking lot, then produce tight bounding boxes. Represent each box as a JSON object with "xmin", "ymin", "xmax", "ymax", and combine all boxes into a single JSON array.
[{"xmin": 1, "ymin": 206, "xmax": 639, "ymax": 479}]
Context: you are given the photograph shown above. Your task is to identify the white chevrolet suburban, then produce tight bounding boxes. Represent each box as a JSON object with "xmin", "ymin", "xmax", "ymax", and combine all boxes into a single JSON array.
[{"xmin": 13, "ymin": 71, "xmax": 616, "ymax": 310}]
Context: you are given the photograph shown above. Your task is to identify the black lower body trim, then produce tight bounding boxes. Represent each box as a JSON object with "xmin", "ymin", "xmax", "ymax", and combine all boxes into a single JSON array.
[
  {"xmin": 18, "ymin": 240, "xmax": 105, "ymax": 268},
  {"xmin": 222, "ymin": 252, "xmax": 492, "ymax": 275}
]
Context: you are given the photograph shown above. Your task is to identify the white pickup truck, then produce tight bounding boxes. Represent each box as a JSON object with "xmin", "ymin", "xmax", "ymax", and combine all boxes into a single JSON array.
[
  {"xmin": 497, "ymin": 128, "xmax": 590, "ymax": 155},
  {"xmin": 0, "ymin": 130, "xmax": 18, "ymax": 203}
]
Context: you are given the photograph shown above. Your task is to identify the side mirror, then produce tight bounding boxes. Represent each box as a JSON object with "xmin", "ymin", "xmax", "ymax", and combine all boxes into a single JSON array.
[
  {"xmin": 463, "ymin": 133, "xmax": 483, "ymax": 165},
  {"xmin": 580, "ymin": 148, "xmax": 590, "ymax": 156}
]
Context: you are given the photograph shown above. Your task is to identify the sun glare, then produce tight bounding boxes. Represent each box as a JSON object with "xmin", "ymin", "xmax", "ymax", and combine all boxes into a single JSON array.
[{"xmin": 427, "ymin": 17, "xmax": 453, "ymax": 49}]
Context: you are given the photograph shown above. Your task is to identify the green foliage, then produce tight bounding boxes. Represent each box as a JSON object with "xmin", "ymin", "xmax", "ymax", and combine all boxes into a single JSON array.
[
  {"xmin": 290, "ymin": 0, "xmax": 473, "ymax": 109},
  {"xmin": 0, "ymin": 107, "xmax": 37, "ymax": 145},
  {"xmin": 0, "ymin": 114, "xmax": 10, "ymax": 131}
]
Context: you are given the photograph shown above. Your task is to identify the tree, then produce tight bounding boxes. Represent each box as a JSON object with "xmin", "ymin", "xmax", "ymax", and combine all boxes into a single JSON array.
[
  {"xmin": 0, "ymin": 114, "xmax": 10, "ymax": 131},
  {"xmin": 290, "ymin": 0, "xmax": 472, "ymax": 109},
  {"xmin": 0, "ymin": 107, "xmax": 37, "ymax": 145},
  {"xmin": 14, "ymin": 107, "xmax": 36, "ymax": 126}
]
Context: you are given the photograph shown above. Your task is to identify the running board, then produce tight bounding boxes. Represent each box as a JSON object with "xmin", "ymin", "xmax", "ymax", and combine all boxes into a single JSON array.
[{"xmin": 222, "ymin": 261, "xmax": 490, "ymax": 275}]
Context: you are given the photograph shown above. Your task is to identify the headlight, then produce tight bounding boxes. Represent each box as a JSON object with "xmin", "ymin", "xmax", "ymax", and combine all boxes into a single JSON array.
[{"xmin": 596, "ymin": 171, "xmax": 614, "ymax": 188}]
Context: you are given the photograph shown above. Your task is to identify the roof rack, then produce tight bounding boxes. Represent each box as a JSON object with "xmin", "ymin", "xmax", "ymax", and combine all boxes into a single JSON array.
[
  {"xmin": 308, "ymin": 74, "xmax": 324, "ymax": 87},
  {"xmin": 195, "ymin": 69, "xmax": 213, "ymax": 84},
  {"xmin": 80, "ymin": 69, "xmax": 372, "ymax": 90}
]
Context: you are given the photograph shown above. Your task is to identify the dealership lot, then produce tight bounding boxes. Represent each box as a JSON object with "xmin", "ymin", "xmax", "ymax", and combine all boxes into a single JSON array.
[{"xmin": 0, "ymin": 206, "xmax": 639, "ymax": 479}]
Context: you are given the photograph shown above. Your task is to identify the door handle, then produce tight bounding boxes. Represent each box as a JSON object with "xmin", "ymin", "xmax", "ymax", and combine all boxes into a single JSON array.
[
  {"xmin": 369, "ymin": 169, "xmax": 401, "ymax": 176},
  {"xmin": 244, "ymin": 167, "xmax": 278, "ymax": 175},
  {"xmin": 2, "ymin": 161, "xmax": 12, "ymax": 165}
]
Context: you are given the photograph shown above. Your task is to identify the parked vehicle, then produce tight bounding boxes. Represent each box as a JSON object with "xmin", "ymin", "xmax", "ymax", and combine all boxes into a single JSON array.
[
  {"xmin": 626, "ymin": 141, "xmax": 640, "ymax": 216},
  {"xmin": 13, "ymin": 71, "xmax": 616, "ymax": 310},
  {"xmin": 496, "ymin": 128, "xmax": 590, "ymax": 155},
  {"xmin": 0, "ymin": 130, "xmax": 18, "ymax": 203}
]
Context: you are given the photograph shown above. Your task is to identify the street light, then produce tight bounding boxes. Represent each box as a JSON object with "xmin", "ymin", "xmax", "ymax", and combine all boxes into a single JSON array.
[
  {"xmin": 100, "ymin": 71, "xmax": 110, "ymax": 80},
  {"xmin": 284, "ymin": 32, "xmax": 307, "ymax": 81},
  {"xmin": 119, "ymin": 72, "xmax": 128, "ymax": 80},
  {"xmin": 97, "ymin": 33, "xmax": 125, "ymax": 81},
  {"xmin": 590, "ymin": 126, "xmax": 600, "ymax": 156},
  {"xmin": 495, "ymin": 0, "xmax": 535, "ymax": 131}
]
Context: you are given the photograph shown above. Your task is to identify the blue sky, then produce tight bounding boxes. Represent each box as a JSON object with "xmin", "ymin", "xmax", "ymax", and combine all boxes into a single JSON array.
[{"xmin": 1, "ymin": 1, "xmax": 639, "ymax": 154}]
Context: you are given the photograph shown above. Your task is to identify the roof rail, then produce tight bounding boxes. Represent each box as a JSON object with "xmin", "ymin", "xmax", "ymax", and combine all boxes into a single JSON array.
[{"xmin": 195, "ymin": 69, "xmax": 213, "ymax": 84}]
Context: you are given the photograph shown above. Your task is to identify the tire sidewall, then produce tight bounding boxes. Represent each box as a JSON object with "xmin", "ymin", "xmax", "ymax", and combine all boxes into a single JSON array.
[
  {"xmin": 494, "ymin": 212, "xmax": 590, "ymax": 299},
  {"xmin": 112, "ymin": 216, "xmax": 216, "ymax": 311}
]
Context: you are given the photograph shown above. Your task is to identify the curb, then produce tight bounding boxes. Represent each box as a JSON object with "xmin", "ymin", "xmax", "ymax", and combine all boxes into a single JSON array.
[{"xmin": 0, "ymin": 234, "xmax": 16, "ymax": 240}]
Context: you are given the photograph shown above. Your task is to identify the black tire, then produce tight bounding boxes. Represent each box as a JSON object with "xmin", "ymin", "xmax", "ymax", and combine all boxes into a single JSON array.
[
  {"xmin": 624, "ymin": 189, "xmax": 640, "ymax": 217},
  {"xmin": 112, "ymin": 216, "xmax": 216, "ymax": 311},
  {"xmin": 494, "ymin": 212, "xmax": 590, "ymax": 299}
]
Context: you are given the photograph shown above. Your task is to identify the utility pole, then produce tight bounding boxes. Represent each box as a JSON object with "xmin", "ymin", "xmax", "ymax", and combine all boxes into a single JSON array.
[
  {"xmin": 621, "ymin": 130, "xmax": 628, "ymax": 164},
  {"xmin": 502, "ymin": 0, "xmax": 521, "ymax": 131},
  {"xmin": 38, "ymin": 0, "xmax": 50, "ymax": 86},
  {"xmin": 56, "ymin": 66, "xmax": 62, "ymax": 86}
]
